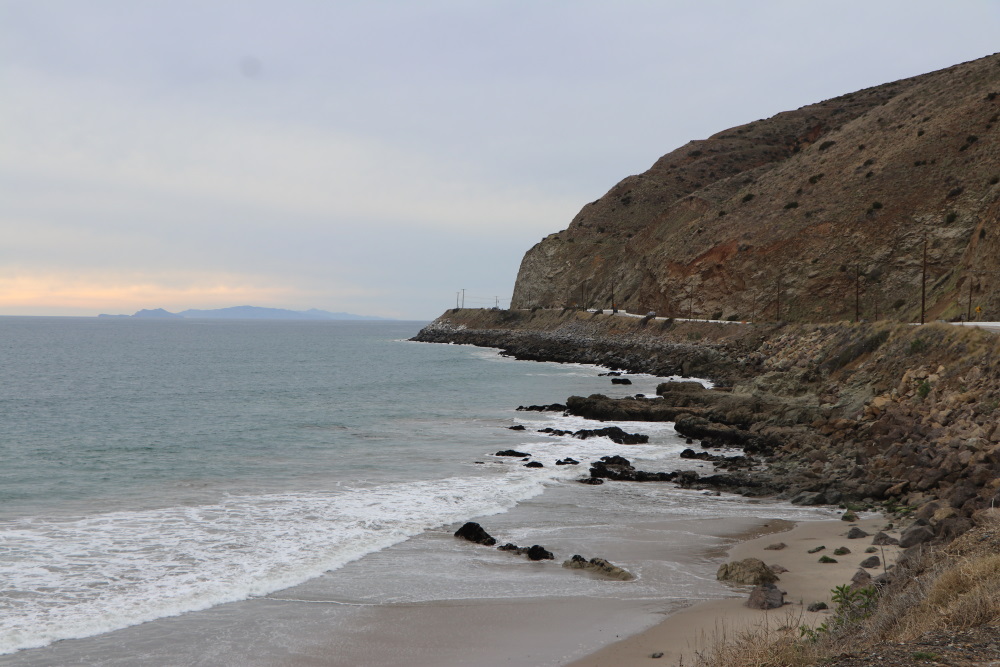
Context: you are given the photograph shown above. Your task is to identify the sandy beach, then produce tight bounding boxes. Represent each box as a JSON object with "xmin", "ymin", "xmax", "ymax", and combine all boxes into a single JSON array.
[{"xmin": 570, "ymin": 514, "xmax": 901, "ymax": 667}]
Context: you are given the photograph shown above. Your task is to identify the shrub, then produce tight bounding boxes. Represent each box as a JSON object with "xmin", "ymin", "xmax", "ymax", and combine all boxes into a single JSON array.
[
  {"xmin": 946, "ymin": 211, "xmax": 958, "ymax": 223},
  {"xmin": 908, "ymin": 338, "xmax": 927, "ymax": 354},
  {"xmin": 948, "ymin": 187, "xmax": 964, "ymax": 198},
  {"xmin": 711, "ymin": 310, "xmax": 723, "ymax": 320},
  {"xmin": 917, "ymin": 129, "xmax": 925, "ymax": 136},
  {"xmin": 742, "ymin": 193, "xmax": 755, "ymax": 203},
  {"xmin": 989, "ymin": 175, "xmax": 999, "ymax": 185},
  {"xmin": 718, "ymin": 210, "xmax": 727, "ymax": 217},
  {"xmin": 809, "ymin": 173, "xmax": 825, "ymax": 184},
  {"xmin": 819, "ymin": 140, "xmax": 836, "ymax": 151},
  {"xmin": 784, "ymin": 201, "xmax": 800, "ymax": 209},
  {"xmin": 918, "ymin": 380, "xmax": 931, "ymax": 400},
  {"xmin": 863, "ymin": 158, "xmax": 875, "ymax": 166},
  {"xmin": 689, "ymin": 149, "xmax": 703, "ymax": 157},
  {"xmin": 892, "ymin": 298, "xmax": 906, "ymax": 310}
]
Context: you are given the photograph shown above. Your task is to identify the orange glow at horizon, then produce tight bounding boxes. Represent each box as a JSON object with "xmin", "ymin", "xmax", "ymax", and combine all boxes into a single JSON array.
[{"xmin": 0, "ymin": 275, "xmax": 295, "ymax": 313}]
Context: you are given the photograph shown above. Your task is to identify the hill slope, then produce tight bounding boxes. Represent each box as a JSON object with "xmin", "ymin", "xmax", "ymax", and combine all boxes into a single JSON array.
[{"xmin": 512, "ymin": 53, "xmax": 1000, "ymax": 323}]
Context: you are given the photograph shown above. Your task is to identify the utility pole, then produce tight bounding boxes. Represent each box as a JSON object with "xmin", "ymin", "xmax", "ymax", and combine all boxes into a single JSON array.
[
  {"xmin": 920, "ymin": 235, "xmax": 927, "ymax": 325},
  {"xmin": 495, "ymin": 296, "xmax": 499, "ymax": 308},
  {"xmin": 968, "ymin": 278, "xmax": 974, "ymax": 321},
  {"xmin": 461, "ymin": 289, "xmax": 465, "ymax": 309},
  {"xmin": 456, "ymin": 291, "xmax": 460, "ymax": 308}
]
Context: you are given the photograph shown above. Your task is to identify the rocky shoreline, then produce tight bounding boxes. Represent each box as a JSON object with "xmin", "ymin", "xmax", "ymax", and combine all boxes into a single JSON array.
[{"xmin": 414, "ymin": 309, "xmax": 1000, "ymax": 546}]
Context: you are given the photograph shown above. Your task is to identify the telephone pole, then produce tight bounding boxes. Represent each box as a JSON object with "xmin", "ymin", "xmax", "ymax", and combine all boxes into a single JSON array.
[{"xmin": 461, "ymin": 289, "xmax": 465, "ymax": 309}]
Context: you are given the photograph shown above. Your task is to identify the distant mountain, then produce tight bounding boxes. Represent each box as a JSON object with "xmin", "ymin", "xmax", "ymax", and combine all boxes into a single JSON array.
[{"xmin": 98, "ymin": 306, "xmax": 390, "ymax": 320}]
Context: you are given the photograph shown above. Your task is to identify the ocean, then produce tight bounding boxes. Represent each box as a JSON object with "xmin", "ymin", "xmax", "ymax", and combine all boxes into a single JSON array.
[{"xmin": 0, "ymin": 317, "xmax": 831, "ymax": 665}]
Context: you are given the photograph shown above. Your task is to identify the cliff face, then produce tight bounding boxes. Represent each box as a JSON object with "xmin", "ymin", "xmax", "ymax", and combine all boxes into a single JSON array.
[{"xmin": 512, "ymin": 53, "xmax": 1000, "ymax": 323}]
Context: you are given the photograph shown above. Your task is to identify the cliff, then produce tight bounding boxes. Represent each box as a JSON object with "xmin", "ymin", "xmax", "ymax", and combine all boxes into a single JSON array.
[{"xmin": 512, "ymin": 52, "xmax": 1000, "ymax": 324}]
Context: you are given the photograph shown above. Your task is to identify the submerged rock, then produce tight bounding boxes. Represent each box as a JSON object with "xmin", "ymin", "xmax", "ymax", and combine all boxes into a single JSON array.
[
  {"xmin": 495, "ymin": 449, "xmax": 531, "ymax": 457},
  {"xmin": 562, "ymin": 555, "xmax": 634, "ymax": 580},
  {"xmin": 527, "ymin": 545, "xmax": 554, "ymax": 561},
  {"xmin": 454, "ymin": 522, "xmax": 497, "ymax": 546}
]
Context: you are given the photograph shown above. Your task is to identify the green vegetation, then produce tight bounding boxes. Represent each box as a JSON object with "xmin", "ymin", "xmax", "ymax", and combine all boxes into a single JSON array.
[{"xmin": 918, "ymin": 380, "xmax": 931, "ymax": 400}]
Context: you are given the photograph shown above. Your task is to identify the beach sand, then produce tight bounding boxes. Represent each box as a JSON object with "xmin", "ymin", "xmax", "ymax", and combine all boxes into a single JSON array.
[{"xmin": 569, "ymin": 515, "xmax": 901, "ymax": 667}]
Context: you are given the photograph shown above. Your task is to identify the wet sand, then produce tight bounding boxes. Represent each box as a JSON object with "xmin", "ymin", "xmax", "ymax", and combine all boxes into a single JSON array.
[{"xmin": 569, "ymin": 515, "xmax": 900, "ymax": 666}]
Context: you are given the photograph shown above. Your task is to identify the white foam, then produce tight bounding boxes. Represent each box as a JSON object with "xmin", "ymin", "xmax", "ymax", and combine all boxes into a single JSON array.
[{"xmin": 0, "ymin": 474, "xmax": 550, "ymax": 655}]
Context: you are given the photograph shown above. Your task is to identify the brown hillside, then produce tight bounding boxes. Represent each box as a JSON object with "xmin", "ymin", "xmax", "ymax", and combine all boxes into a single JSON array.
[{"xmin": 512, "ymin": 53, "xmax": 1000, "ymax": 323}]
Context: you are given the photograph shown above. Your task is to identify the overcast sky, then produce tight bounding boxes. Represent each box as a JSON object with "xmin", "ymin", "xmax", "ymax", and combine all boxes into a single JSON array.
[{"xmin": 2, "ymin": 1, "xmax": 999, "ymax": 319}]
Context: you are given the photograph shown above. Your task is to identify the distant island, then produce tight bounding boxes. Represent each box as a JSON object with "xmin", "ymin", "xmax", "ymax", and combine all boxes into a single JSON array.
[{"xmin": 97, "ymin": 306, "xmax": 391, "ymax": 320}]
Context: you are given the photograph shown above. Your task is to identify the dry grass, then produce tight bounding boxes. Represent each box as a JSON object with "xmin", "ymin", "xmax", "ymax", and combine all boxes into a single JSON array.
[
  {"xmin": 895, "ymin": 553, "xmax": 1000, "ymax": 638},
  {"xmin": 688, "ymin": 514, "xmax": 1000, "ymax": 666},
  {"xmin": 688, "ymin": 612, "xmax": 819, "ymax": 667}
]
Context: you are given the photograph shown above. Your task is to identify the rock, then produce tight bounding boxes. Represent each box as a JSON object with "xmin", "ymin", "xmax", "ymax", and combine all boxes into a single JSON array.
[
  {"xmin": 516, "ymin": 404, "xmax": 566, "ymax": 412},
  {"xmin": 508, "ymin": 424, "xmax": 526, "ymax": 431},
  {"xmin": 573, "ymin": 426, "xmax": 649, "ymax": 444},
  {"xmin": 746, "ymin": 583, "xmax": 785, "ymax": 609},
  {"xmin": 807, "ymin": 601, "xmax": 829, "ymax": 612},
  {"xmin": 841, "ymin": 510, "xmax": 858, "ymax": 522},
  {"xmin": 524, "ymin": 461, "xmax": 544, "ymax": 468},
  {"xmin": 851, "ymin": 568, "xmax": 873, "ymax": 588},
  {"xmin": 526, "ymin": 545, "xmax": 554, "ymax": 561},
  {"xmin": 860, "ymin": 555, "xmax": 881, "ymax": 568},
  {"xmin": 770, "ymin": 564, "xmax": 789, "ymax": 574},
  {"xmin": 496, "ymin": 449, "xmax": 531, "ymax": 457},
  {"xmin": 807, "ymin": 545, "xmax": 826, "ymax": 554},
  {"xmin": 454, "ymin": 522, "xmax": 497, "ymax": 546},
  {"xmin": 846, "ymin": 527, "xmax": 870, "ymax": 539},
  {"xmin": 764, "ymin": 542, "xmax": 787, "ymax": 551},
  {"xmin": 651, "ymin": 652, "xmax": 664, "ymax": 659},
  {"xmin": 791, "ymin": 491, "xmax": 827, "ymax": 505},
  {"xmin": 818, "ymin": 555, "xmax": 838, "ymax": 563},
  {"xmin": 833, "ymin": 547, "xmax": 851, "ymax": 556},
  {"xmin": 579, "ymin": 477, "xmax": 604, "ymax": 485},
  {"xmin": 562, "ymin": 555, "xmax": 634, "ymax": 580},
  {"xmin": 717, "ymin": 558, "xmax": 779, "ymax": 585},
  {"xmin": 555, "ymin": 458, "xmax": 579, "ymax": 465},
  {"xmin": 899, "ymin": 523, "xmax": 936, "ymax": 548},
  {"xmin": 872, "ymin": 531, "xmax": 899, "ymax": 546},
  {"xmin": 498, "ymin": 543, "xmax": 528, "ymax": 555},
  {"xmin": 611, "ymin": 377, "xmax": 633, "ymax": 385}
]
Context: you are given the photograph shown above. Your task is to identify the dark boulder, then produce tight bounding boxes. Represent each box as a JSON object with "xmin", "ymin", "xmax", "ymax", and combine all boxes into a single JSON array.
[
  {"xmin": 496, "ymin": 449, "xmax": 531, "ymax": 457},
  {"xmin": 527, "ymin": 545, "xmax": 554, "ymax": 561},
  {"xmin": 871, "ymin": 531, "xmax": 899, "ymax": 546},
  {"xmin": 508, "ymin": 424, "xmax": 526, "ymax": 431},
  {"xmin": 846, "ymin": 527, "xmax": 870, "ymax": 539},
  {"xmin": 555, "ymin": 458, "xmax": 579, "ymax": 465},
  {"xmin": 899, "ymin": 524, "xmax": 936, "ymax": 548},
  {"xmin": 524, "ymin": 461, "xmax": 544, "ymax": 468},
  {"xmin": 454, "ymin": 522, "xmax": 497, "ymax": 546},
  {"xmin": 611, "ymin": 377, "xmax": 632, "ymax": 385},
  {"xmin": 516, "ymin": 404, "xmax": 566, "ymax": 412},
  {"xmin": 746, "ymin": 583, "xmax": 785, "ymax": 610},
  {"xmin": 860, "ymin": 555, "xmax": 881, "ymax": 569}
]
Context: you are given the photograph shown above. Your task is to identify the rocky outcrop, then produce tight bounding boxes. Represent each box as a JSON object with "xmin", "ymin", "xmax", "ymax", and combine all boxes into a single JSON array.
[
  {"xmin": 717, "ymin": 558, "xmax": 780, "ymax": 585},
  {"xmin": 746, "ymin": 583, "xmax": 786, "ymax": 610}
]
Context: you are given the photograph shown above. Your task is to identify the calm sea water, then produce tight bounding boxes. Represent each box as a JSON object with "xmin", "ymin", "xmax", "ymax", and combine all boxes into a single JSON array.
[{"xmin": 0, "ymin": 317, "xmax": 829, "ymax": 664}]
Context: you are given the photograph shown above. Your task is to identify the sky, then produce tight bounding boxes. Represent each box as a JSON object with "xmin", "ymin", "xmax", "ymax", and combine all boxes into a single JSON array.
[{"xmin": 3, "ymin": 1, "xmax": 1000, "ymax": 319}]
